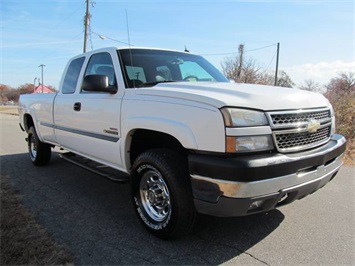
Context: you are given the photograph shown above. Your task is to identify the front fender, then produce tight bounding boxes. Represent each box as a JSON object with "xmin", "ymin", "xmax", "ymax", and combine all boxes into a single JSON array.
[{"xmin": 123, "ymin": 116, "xmax": 198, "ymax": 149}]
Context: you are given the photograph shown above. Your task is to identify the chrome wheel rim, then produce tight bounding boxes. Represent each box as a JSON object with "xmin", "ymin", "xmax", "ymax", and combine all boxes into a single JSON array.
[
  {"xmin": 29, "ymin": 135, "xmax": 37, "ymax": 159},
  {"xmin": 139, "ymin": 169, "xmax": 171, "ymax": 222}
]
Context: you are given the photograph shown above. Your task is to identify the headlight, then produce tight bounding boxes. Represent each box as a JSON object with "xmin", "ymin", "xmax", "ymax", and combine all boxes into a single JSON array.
[
  {"xmin": 329, "ymin": 105, "xmax": 334, "ymax": 117},
  {"xmin": 226, "ymin": 135, "xmax": 274, "ymax": 152},
  {"xmin": 329, "ymin": 104, "xmax": 336, "ymax": 135},
  {"xmin": 221, "ymin": 108, "xmax": 268, "ymax": 127}
]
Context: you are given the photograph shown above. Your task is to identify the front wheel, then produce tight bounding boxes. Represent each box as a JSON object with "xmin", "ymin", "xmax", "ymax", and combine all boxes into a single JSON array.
[
  {"xmin": 28, "ymin": 127, "xmax": 51, "ymax": 166},
  {"xmin": 131, "ymin": 149, "xmax": 196, "ymax": 239}
]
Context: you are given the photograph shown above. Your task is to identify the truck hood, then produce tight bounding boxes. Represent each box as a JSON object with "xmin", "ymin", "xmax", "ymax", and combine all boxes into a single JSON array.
[{"xmin": 136, "ymin": 82, "xmax": 330, "ymax": 111}]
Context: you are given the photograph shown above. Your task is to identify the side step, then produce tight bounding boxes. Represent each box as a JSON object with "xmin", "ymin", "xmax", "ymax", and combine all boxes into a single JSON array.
[{"xmin": 59, "ymin": 152, "xmax": 129, "ymax": 183}]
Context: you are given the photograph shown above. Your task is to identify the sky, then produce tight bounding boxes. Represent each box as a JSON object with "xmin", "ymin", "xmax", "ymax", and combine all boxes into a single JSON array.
[{"xmin": 1, "ymin": 0, "xmax": 354, "ymax": 89}]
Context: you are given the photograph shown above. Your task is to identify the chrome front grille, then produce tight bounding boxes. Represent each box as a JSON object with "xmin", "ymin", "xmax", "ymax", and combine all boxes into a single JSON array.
[
  {"xmin": 274, "ymin": 126, "xmax": 331, "ymax": 152},
  {"xmin": 269, "ymin": 109, "xmax": 331, "ymax": 128},
  {"xmin": 267, "ymin": 108, "xmax": 332, "ymax": 153}
]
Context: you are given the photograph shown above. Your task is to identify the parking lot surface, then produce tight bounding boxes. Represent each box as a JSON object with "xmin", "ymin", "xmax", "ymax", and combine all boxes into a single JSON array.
[{"xmin": 1, "ymin": 113, "xmax": 354, "ymax": 265}]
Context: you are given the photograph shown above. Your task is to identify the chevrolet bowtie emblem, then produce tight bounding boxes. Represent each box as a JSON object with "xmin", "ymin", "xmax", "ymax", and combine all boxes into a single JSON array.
[{"xmin": 307, "ymin": 119, "xmax": 321, "ymax": 133}]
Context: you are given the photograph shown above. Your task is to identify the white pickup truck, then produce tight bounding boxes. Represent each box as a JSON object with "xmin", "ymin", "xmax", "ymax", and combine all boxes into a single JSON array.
[{"xmin": 19, "ymin": 47, "xmax": 346, "ymax": 239}]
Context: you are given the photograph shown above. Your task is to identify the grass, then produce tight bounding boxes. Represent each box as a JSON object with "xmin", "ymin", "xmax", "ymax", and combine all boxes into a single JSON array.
[
  {"xmin": 0, "ymin": 106, "xmax": 16, "ymax": 111},
  {"xmin": 0, "ymin": 106, "xmax": 18, "ymax": 115},
  {"xmin": 0, "ymin": 175, "xmax": 75, "ymax": 265}
]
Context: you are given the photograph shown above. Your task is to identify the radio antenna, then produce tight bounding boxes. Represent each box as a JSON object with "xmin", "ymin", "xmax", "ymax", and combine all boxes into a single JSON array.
[
  {"xmin": 126, "ymin": 9, "xmax": 135, "ymax": 87},
  {"xmin": 126, "ymin": 10, "xmax": 132, "ymax": 48}
]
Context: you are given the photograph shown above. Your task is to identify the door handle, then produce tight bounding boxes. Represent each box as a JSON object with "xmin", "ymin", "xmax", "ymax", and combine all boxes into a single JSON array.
[{"xmin": 73, "ymin": 102, "xmax": 81, "ymax": 111}]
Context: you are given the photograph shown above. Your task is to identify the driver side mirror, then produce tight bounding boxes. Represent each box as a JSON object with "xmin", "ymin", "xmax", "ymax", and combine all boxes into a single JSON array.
[{"xmin": 81, "ymin": 74, "xmax": 118, "ymax": 94}]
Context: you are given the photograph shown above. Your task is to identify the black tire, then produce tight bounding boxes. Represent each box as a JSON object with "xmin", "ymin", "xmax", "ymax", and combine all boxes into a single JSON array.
[
  {"xmin": 131, "ymin": 149, "xmax": 196, "ymax": 239},
  {"xmin": 27, "ymin": 126, "xmax": 51, "ymax": 166}
]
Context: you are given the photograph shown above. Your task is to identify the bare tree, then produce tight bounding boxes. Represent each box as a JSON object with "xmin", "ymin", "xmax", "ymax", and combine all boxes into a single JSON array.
[
  {"xmin": 240, "ymin": 58, "xmax": 262, "ymax": 84},
  {"xmin": 17, "ymin": 83, "xmax": 35, "ymax": 95},
  {"xmin": 221, "ymin": 44, "xmax": 294, "ymax": 88},
  {"xmin": 276, "ymin": 71, "xmax": 295, "ymax": 88},
  {"xmin": 326, "ymin": 72, "xmax": 355, "ymax": 94},
  {"xmin": 221, "ymin": 56, "xmax": 268, "ymax": 84},
  {"xmin": 300, "ymin": 79, "xmax": 321, "ymax": 92},
  {"xmin": 324, "ymin": 72, "xmax": 355, "ymax": 140},
  {"xmin": 222, "ymin": 56, "xmax": 240, "ymax": 82},
  {"xmin": 0, "ymin": 84, "xmax": 11, "ymax": 103}
]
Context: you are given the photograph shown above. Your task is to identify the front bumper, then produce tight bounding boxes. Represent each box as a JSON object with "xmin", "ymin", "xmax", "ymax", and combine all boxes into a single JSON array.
[{"xmin": 189, "ymin": 134, "xmax": 346, "ymax": 217}]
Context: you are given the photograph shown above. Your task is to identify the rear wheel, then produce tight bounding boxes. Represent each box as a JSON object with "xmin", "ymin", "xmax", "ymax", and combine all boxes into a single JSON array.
[
  {"xmin": 28, "ymin": 127, "xmax": 51, "ymax": 166},
  {"xmin": 131, "ymin": 149, "xmax": 196, "ymax": 239}
]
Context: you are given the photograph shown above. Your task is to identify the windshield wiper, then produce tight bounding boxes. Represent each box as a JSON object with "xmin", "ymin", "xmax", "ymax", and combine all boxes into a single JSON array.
[{"xmin": 138, "ymin": 80, "xmax": 177, "ymax": 87}]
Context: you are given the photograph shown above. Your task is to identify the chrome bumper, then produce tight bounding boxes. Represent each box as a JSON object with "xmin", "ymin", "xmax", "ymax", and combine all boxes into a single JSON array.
[
  {"xmin": 189, "ymin": 134, "xmax": 346, "ymax": 217},
  {"xmin": 191, "ymin": 152, "xmax": 344, "ymax": 199}
]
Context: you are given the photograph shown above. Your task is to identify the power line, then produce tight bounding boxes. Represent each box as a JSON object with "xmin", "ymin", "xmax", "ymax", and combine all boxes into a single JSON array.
[
  {"xmin": 4, "ymin": 2, "xmax": 84, "ymax": 58},
  {"xmin": 38, "ymin": 3, "xmax": 85, "ymax": 42},
  {"xmin": 200, "ymin": 51, "xmax": 238, "ymax": 56},
  {"xmin": 200, "ymin": 43, "xmax": 276, "ymax": 56},
  {"xmin": 40, "ymin": 32, "xmax": 83, "ymax": 60},
  {"xmin": 89, "ymin": 25, "xmax": 94, "ymax": 51},
  {"xmin": 245, "ymin": 44, "xmax": 276, "ymax": 53},
  {"xmin": 91, "ymin": 31, "xmax": 132, "ymax": 46},
  {"xmin": 15, "ymin": 31, "xmax": 83, "ymax": 70},
  {"xmin": 266, "ymin": 50, "xmax": 277, "ymax": 72}
]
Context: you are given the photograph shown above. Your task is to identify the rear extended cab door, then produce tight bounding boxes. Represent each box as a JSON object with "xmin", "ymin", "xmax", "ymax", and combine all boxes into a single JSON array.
[{"xmin": 53, "ymin": 48, "xmax": 126, "ymax": 170}]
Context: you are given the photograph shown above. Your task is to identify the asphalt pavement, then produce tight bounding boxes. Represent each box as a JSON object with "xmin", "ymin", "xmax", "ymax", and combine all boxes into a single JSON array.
[{"xmin": 1, "ymin": 113, "xmax": 354, "ymax": 265}]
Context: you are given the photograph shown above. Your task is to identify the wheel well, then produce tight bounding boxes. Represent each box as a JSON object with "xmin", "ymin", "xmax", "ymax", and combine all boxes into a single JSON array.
[
  {"xmin": 129, "ymin": 129, "xmax": 187, "ymax": 166},
  {"xmin": 24, "ymin": 114, "xmax": 34, "ymax": 132}
]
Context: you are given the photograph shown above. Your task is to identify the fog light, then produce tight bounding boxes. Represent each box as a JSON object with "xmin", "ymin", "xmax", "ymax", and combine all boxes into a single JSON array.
[
  {"xmin": 249, "ymin": 200, "xmax": 264, "ymax": 210},
  {"xmin": 278, "ymin": 193, "xmax": 288, "ymax": 203}
]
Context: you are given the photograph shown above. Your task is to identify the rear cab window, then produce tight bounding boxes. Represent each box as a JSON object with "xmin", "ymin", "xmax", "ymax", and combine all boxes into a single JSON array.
[{"xmin": 62, "ymin": 57, "xmax": 85, "ymax": 94}]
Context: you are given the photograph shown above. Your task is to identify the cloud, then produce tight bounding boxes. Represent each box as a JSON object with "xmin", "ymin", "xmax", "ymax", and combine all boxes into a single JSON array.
[{"xmin": 283, "ymin": 60, "xmax": 355, "ymax": 86}]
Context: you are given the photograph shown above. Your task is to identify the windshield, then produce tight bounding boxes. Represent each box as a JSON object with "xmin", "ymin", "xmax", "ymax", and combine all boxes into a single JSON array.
[{"xmin": 117, "ymin": 49, "xmax": 229, "ymax": 88}]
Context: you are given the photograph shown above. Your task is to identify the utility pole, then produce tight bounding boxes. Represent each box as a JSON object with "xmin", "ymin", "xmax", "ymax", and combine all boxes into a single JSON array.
[
  {"xmin": 274, "ymin": 42, "xmax": 280, "ymax": 86},
  {"xmin": 33, "ymin": 77, "xmax": 38, "ymax": 92},
  {"xmin": 237, "ymin": 44, "xmax": 244, "ymax": 79},
  {"xmin": 38, "ymin": 64, "xmax": 45, "ymax": 93},
  {"xmin": 83, "ymin": 0, "xmax": 90, "ymax": 53}
]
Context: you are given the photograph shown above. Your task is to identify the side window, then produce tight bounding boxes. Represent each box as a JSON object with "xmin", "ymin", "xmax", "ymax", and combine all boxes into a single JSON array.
[
  {"xmin": 83, "ymin": 52, "xmax": 117, "ymax": 91},
  {"xmin": 62, "ymin": 57, "xmax": 85, "ymax": 94}
]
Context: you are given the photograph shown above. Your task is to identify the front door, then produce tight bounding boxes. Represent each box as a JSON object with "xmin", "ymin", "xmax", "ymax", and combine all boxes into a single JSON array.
[{"xmin": 55, "ymin": 51, "xmax": 125, "ymax": 170}]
